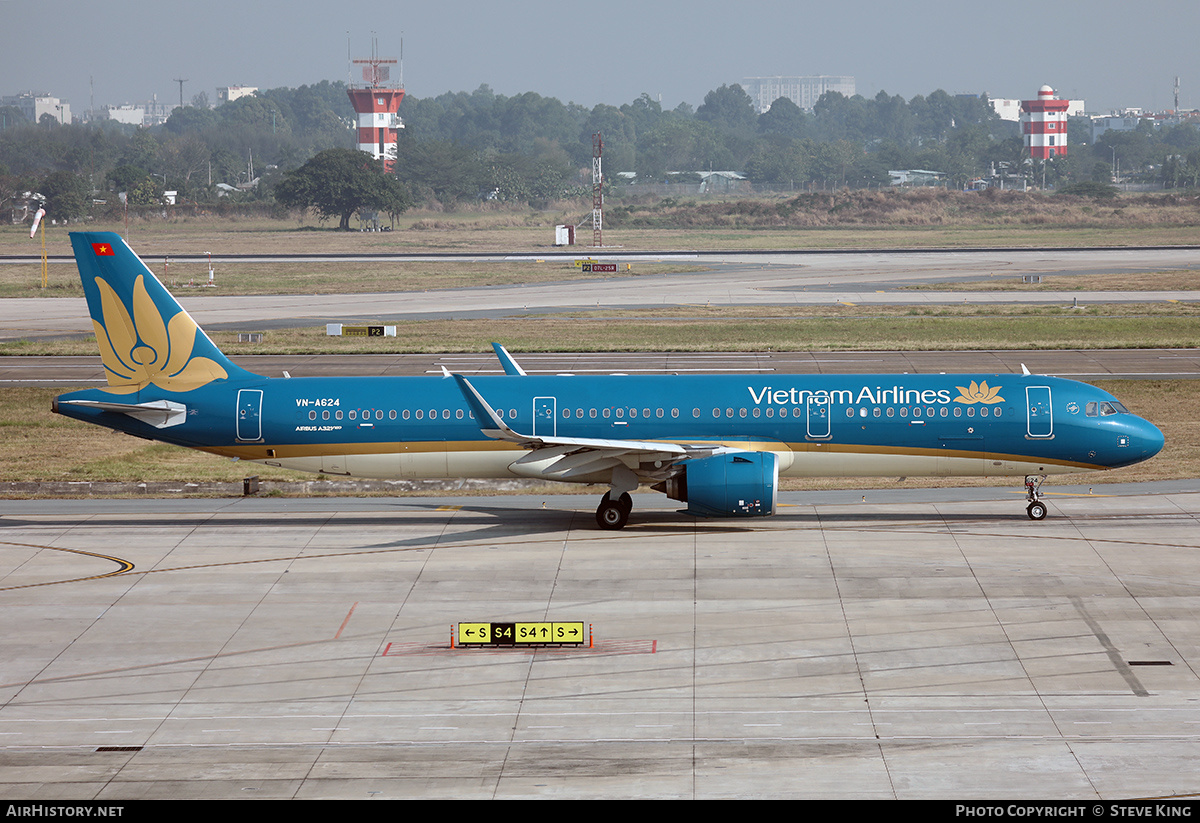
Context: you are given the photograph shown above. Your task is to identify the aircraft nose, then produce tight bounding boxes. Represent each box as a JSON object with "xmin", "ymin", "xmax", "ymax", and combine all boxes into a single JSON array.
[{"xmin": 1137, "ymin": 418, "xmax": 1166, "ymax": 460}]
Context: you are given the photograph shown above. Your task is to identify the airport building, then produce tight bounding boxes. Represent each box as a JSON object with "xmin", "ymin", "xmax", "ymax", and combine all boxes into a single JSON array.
[
  {"xmin": 1021, "ymin": 85, "xmax": 1070, "ymax": 159},
  {"xmin": 346, "ymin": 56, "xmax": 405, "ymax": 173},
  {"xmin": 742, "ymin": 76, "xmax": 856, "ymax": 113}
]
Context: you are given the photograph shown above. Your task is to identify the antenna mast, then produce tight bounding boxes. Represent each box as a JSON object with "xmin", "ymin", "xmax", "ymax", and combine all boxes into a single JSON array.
[{"xmin": 592, "ymin": 133, "xmax": 603, "ymax": 247}]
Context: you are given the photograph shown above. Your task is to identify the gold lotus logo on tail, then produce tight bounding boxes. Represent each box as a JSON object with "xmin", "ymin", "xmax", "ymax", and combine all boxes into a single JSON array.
[
  {"xmin": 954, "ymin": 380, "xmax": 1004, "ymax": 404},
  {"xmin": 92, "ymin": 274, "xmax": 227, "ymax": 393}
]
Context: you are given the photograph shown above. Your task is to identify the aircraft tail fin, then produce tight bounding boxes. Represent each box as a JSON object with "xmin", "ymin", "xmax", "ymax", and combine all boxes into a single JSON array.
[{"xmin": 70, "ymin": 231, "xmax": 254, "ymax": 393}]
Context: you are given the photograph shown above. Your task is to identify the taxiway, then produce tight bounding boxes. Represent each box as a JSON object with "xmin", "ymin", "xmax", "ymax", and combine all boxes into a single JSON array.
[{"xmin": 2, "ymin": 483, "xmax": 1200, "ymax": 798}]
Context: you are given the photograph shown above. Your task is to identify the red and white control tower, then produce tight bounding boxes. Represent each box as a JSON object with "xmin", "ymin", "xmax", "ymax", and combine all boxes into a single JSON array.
[
  {"xmin": 1021, "ymin": 85, "xmax": 1069, "ymax": 160},
  {"xmin": 346, "ymin": 53, "xmax": 405, "ymax": 173}
]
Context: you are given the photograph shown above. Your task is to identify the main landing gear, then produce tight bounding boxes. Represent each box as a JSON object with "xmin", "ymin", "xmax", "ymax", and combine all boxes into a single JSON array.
[
  {"xmin": 1025, "ymin": 475, "xmax": 1047, "ymax": 521},
  {"xmin": 596, "ymin": 491, "xmax": 633, "ymax": 530}
]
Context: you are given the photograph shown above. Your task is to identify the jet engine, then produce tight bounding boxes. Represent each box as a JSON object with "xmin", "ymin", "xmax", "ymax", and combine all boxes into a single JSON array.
[{"xmin": 655, "ymin": 452, "xmax": 778, "ymax": 517}]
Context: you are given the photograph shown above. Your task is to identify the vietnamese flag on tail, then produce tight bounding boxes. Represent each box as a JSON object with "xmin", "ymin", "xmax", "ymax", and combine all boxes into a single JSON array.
[{"xmin": 92, "ymin": 242, "xmax": 115, "ymax": 256}]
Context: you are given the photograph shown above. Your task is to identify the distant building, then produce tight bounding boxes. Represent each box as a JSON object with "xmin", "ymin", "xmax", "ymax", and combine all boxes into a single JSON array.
[
  {"xmin": 889, "ymin": 169, "xmax": 946, "ymax": 187},
  {"xmin": 992, "ymin": 94, "xmax": 1084, "ymax": 122},
  {"xmin": 217, "ymin": 86, "xmax": 258, "ymax": 104},
  {"xmin": 742, "ymin": 76, "xmax": 856, "ymax": 113},
  {"xmin": 103, "ymin": 104, "xmax": 145, "ymax": 126},
  {"xmin": 1021, "ymin": 85, "xmax": 1069, "ymax": 159},
  {"xmin": 347, "ymin": 57, "xmax": 405, "ymax": 173},
  {"xmin": 1, "ymin": 92, "xmax": 70, "ymax": 124}
]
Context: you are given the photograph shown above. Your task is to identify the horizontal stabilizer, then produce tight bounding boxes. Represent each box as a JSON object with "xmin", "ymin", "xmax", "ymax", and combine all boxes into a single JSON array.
[{"xmin": 58, "ymin": 399, "xmax": 187, "ymax": 429}]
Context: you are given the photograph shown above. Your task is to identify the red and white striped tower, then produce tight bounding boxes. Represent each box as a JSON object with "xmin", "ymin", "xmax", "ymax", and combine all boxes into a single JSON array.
[
  {"xmin": 1021, "ymin": 85, "xmax": 1069, "ymax": 160},
  {"xmin": 346, "ymin": 53, "xmax": 405, "ymax": 173}
]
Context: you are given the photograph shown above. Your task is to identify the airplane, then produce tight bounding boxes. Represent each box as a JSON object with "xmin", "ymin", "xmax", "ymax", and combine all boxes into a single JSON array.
[{"xmin": 52, "ymin": 231, "xmax": 1165, "ymax": 529}]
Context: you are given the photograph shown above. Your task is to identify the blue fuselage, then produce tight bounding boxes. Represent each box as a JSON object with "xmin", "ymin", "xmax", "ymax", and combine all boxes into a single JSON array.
[{"xmin": 55, "ymin": 371, "xmax": 1165, "ymax": 481}]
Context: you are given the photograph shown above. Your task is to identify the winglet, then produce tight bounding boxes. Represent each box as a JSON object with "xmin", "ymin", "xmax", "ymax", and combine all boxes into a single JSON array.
[
  {"xmin": 452, "ymin": 374, "xmax": 530, "ymax": 443},
  {"xmin": 492, "ymin": 343, "xmax": 527, "ymax": 376}
]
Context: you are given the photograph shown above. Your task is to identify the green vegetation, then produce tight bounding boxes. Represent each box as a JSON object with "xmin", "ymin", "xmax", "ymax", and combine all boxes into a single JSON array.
[{"xmin": 5, "ymin": 78, "xmax": 1200, "ymax": 232}]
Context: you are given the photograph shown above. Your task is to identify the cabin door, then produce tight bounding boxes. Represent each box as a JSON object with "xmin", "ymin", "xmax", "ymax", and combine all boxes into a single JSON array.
[
  {"xmin": 806, "ymin": 396, "xmax": 831, "ymax": 439},
  {"xmin": 236, "ymin": 389, "xmax": 263, "ymax": 441},
  {"xmin": 1026, "ymin": 386, "xmax": 1053, "ymax": 438}
]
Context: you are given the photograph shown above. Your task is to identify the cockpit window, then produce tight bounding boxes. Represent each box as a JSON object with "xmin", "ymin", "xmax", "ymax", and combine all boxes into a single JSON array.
[{"xmin": 1087, "ymin": 400, "xmax": 1128, "ymax": 417}]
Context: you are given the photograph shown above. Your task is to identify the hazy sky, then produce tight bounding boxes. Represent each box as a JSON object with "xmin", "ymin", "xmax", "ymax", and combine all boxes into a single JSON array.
[{"xmin": 3, "ymin": 0, "xmax": 1198, "ymax": 117}]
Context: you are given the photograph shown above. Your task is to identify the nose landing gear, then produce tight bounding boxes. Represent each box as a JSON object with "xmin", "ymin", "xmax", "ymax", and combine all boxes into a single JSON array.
[{"xmin": 1025, "ymin": 475, "xmax": 1047, "ymax": 520}]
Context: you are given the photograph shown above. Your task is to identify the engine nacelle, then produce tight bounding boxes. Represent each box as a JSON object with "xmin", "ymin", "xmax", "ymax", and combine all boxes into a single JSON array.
[{"xmin": 659, "ymin": 451, "xmax": 779, "ymax": 518}]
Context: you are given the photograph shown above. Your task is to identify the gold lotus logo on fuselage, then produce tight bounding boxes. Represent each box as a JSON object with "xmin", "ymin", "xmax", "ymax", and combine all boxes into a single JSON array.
[
  {"xmin": 92, "ymin": 274, "xmax": 227, "ymax": 394},
  {"xmin": 954, "ymin": 380, "xmax": 1004, "ymax": 404}
]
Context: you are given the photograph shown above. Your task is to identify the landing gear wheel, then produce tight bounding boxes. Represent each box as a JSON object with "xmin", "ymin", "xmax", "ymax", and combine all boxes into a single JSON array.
[
  {"xmin": 1027, "ymin": 501, "xmax": 1047, "ymax": 521},
  {"xmin": 596, "ymin": 498, "xmax": 629, "ymax": 530},
  {"xmin": 617, "ymin": 492, "xmax": 632, "ymax": 514}
]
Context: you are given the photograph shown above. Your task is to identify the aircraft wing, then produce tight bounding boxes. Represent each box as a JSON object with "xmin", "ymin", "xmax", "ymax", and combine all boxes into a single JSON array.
[{"xmin": 453, "ymin": 374, "xmax": 724, "ymax": 486}]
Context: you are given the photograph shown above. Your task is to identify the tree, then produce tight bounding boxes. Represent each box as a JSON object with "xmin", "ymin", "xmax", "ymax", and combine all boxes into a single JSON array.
[
  {"xmin": 275, "ymin": 148, "xmax": 411, "ymax": 230},
  {"xmin": 696, "ymin": 84, "xmax": 757, "ymax": 135},
  {"xmin": 39, "ymin": 170, "xmax": 90, "ymax": 219},
  {"xmin": 758, "ymin": 97, "xmax": 807, "ymax": 138}
]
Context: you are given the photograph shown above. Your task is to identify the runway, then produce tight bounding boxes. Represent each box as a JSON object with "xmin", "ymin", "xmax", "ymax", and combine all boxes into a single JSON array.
[
  {"xmin": 3, "ymin": 482, "xmax": 1200, "ymax": 799},
  {"xmin": 5, "ymin": 349, "xmax": 1200, "ymax": 388},
  {"xmin": 2, "ymin": 247, "xmax": 1198, "ymax": 341}
]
